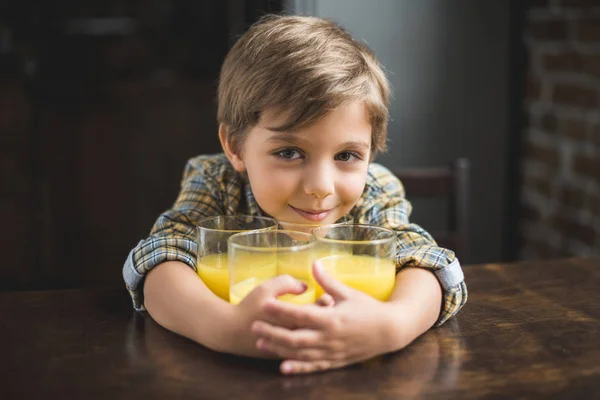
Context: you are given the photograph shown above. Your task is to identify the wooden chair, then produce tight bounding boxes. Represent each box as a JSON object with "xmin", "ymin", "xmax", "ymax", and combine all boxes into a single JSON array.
[{"xmin": 391, "ymin": 159, "xmax": 470, "ymax": 262}]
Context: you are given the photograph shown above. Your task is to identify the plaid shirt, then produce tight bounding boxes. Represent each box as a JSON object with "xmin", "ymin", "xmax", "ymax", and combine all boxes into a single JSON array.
[{"xmin": 123, "ymin": 153, "xmax": 467, "ymax": 325}]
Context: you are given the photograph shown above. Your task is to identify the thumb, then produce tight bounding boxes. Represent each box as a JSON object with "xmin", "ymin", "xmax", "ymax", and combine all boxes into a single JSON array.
[
  {"xmin": 260, "ymin": 275, "xmax": 307, "ymax": 298},
  {"xmin": 313, "ymin": 260, "xmax": 349, "ymax": 301}
]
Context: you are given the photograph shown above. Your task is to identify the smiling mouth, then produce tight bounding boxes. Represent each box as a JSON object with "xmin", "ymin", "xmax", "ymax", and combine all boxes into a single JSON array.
[{"xmin": 290, "ymin": 205, "xmax": 334, "ymax": 222}]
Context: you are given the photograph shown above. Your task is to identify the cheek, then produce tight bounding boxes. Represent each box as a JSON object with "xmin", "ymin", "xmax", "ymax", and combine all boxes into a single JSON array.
[
  {"xmin": 338, "ymin": 170, "xmax": 367, "ymax": 204},
  {"xmin": 247, "ymin": 163, "xmax": 297, "ymax": 210}
]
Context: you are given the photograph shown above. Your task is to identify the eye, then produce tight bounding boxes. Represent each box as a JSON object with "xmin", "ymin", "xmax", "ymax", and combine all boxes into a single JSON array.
[
  {"xmin": 275, "ymin": 148, "xmax": 303, "ymax": 160},
  {"xmin": 335, "ymin": 151, "xmax": 361, "ymax": 162}
]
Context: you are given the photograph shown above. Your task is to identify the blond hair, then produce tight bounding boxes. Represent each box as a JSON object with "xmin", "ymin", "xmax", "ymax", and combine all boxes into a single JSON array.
[{"xmin": 217, "ymin": 14, "xmax": 390, "ymax": 155}]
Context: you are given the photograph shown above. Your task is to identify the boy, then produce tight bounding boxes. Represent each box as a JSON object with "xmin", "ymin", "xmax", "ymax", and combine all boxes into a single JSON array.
[{"xmin": 123, "ymin": 14, "xmax": 467, "ymax": 375}]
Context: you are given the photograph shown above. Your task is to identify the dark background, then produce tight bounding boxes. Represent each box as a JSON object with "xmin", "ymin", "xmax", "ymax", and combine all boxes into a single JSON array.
[{"xmin": 0, "ymin": 0, "xmax": 283, "ymax": 290}]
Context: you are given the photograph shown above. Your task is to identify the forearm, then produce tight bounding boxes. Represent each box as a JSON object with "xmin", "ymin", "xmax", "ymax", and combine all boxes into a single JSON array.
[
  {"xmin": 143, "ymin": 261, "xmax": 237, "ymax": 354},
  {"xmin": 384, "ymin": 267, "xmax": 443, "ymax": 351}
]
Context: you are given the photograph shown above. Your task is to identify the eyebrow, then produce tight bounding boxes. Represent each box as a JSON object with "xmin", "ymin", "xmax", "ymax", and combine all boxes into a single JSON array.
[
  {"xmin": 266, "ymin": 134, "xmax": 370, "ymax": 151},
  {"xmin": 340, "ymin": 141, "xmax": 371, "ymax": 151},
  {"xmin": 266, "ymin": 133, "xmax": 302, "ymax": 146}
]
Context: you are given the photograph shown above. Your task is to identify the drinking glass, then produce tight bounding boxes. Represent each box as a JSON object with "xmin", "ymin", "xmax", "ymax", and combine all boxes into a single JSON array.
[
  {"xmin": 276, "ymin": 214, "xmax": 354, "ymax": 234},
  {"xmin": 312, "ymin": 224, "xmax": 397, "ymax": 301},
  {"xmin": 228, "ymin": 230, "xmax": 317, "ymax": 305},
  {"xmin": 196, "ymin": 215, "xmax": 277, "ymax": 300}
]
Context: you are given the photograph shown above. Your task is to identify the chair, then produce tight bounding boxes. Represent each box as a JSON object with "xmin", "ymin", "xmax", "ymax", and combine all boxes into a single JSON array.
[{"xmin": 391, "ymin": 158, "xmax": 470, "ymax": 262}]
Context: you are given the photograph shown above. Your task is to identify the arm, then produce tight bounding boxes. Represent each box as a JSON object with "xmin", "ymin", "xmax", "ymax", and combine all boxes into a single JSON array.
[
  {"xmin": 356, "ymin": 164, "xmax": 467, "ymax": 325},
  {"xmin": 143, "ymin": 261, "xmax": 308, "ymax": 357},
  {"xmin": 123, "ymin": 156, "xmax": 305, "ymax": 356},
  {"xmin": 384, "ymin": 267, "xmax": 442, "ymax": 350},
  {"xmin": 143, "ymin": 261, "xmax": 237, "ymax": 354}
]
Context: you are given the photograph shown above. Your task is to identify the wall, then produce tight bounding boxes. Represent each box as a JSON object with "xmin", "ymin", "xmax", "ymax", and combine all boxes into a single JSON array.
[{"xmin": 520, "ymin": 0, "xmax": 600, "ymax": 258}]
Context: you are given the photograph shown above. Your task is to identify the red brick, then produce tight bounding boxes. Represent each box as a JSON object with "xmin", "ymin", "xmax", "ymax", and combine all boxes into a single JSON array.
[
  {"xmin": 521, "ymin": 202, "xmax": 545, "ymax": 223},
  {"xmin": 544, "ymin": 52, "xmax": 600, "ymax": 78},
  {"xmin": 560, "ymin": 118, "xmax": 589, "ymax": 141},
  {"xmin": 576, "ymin": 18, "xmax": 600, "ymax": 42},
  {"xmin": 559, "ymin": 185, "xmax": 587, "ymax": 209},
  {"xmin": 523, "ymin": 174, "xmax": 554, "ymax": 197},
  {"xmin": 541, "ymin": 113, "xmax": 559, "ymax": 133},
  {"xmin": 527, "ymin": 79, "xmax": 542, "ymax": 100},
  {"xmin": 590, "ymin": 195, "xmax": 600, "ymax": 217},
  {"xmin": 529, "ymin": 19, "xmax": 568, "ymax": 40},
  {"xmin": 544, "ymin": 52, "xmax": 600, "ymax": 79},
  {"xmin": 573, "ymin": 153, "xmax": 600, "ymax": 180},
  {"xmin": 593, "ymin": 126, "xmax": 600, "ymax": 148},
  {"xmin": 552, "ymin": 214, "xmax": 596, "ymax": 246},
  {"xmin": 523, "ymin": 238, "xmax": 555, "ymax": 259},
  {"xmin": 523, "ymin": 141, "xmax": 560, "ymax": 167},
  {"xmin": 580, "ymin": 54, "xmax": 600, "ymax": 79},
  {"xmin": 543, "ymin": 52, "xmax": 581, "ymax": 71},
  {"xmin": 553, "ymin": 83, "xmax": 598, "ymax": 108}
]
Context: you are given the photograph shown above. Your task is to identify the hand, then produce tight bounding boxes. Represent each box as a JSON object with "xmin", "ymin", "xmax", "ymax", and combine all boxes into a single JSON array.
[
  {"xmin": 251, "ymin": 261, "xmax": 404, "ymax": 374},
  {"xmin": 227, "ymin": 275, "xmax": 309, "ymax": 358}
]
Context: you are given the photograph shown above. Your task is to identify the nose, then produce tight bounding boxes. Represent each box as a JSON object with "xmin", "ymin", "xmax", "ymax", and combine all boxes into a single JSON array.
[{"xmin": 303, "ymin": 161, "xmax": 334, "ymax": 199}]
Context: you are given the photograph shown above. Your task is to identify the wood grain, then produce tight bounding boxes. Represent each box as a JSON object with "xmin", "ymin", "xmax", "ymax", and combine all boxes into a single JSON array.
[{"xmin": 1, "ymin": 257, "xmax": 599, "ymax": 399}]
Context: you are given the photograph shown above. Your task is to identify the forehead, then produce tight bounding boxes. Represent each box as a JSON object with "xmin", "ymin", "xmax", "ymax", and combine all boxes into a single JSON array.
[{"xmin": 259, "ymin": 102, "xmax": 371, "ymax": 135}]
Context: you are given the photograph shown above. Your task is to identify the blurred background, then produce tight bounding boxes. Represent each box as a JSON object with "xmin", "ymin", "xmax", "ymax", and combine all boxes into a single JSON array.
[{"xmin": 0, "ymin": 0, "xmax": 598, "ymax": 291}]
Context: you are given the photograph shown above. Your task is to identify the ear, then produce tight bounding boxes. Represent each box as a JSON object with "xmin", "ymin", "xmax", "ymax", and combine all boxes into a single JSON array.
[{"xmin": 218, "ymin": 123, "xmax": 246, "ymax": 172}]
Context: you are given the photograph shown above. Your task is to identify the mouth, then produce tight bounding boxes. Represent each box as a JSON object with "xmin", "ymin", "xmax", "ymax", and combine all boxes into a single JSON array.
[{"xmin": 289, "ymin": 205, "xmax": 334, "ymax": 222}]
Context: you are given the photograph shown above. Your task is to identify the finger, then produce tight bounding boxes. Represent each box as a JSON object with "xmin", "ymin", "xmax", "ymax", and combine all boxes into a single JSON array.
[
  {"xmin": 312, "ymin": 260, "xmax": 350, "ymax": 301},
  {"xmin": 316, "ymin": 293, "xmax": 335, "ymax": 307},
  {"xmin": 252, "ymin": 320, "xmax": 327, "ymax": 350},
  {"xmin": 280, "ymin": 359, "xmax": 342, "ymax": 375},
  {"xmin": 258, "ymin": 338, "xmax": 325, "ymax": 361},
  {"xmin": 263, "ymin": 300, "xmax": 329, "ymax": 329},
  {"xmin": 258, "ymin": 275, "xmax": 308, "ymax": 298}
]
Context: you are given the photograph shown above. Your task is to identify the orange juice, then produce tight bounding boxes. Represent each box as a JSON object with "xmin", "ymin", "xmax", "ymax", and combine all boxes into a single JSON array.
[
  {"xmin": 277, "ymin": 249, "xmax": 350, "ymax": 280},
  {"xmin": 276, "ymin": 251, "xmax": 315, "ymax": 281},
  {"xmin": 229, "ymin": 277, "xmax": 316, "ymax": 305},
  {"xmin": 197, "ymin": 254, "xmax": 229, "ymax": 300},
  {"xmin": 197, "ymin": 253, "xmax": 276, "ymax": 301},
  {"xmin": 317, "ymin": 254, "xmax": 396, "ymax": 301}
]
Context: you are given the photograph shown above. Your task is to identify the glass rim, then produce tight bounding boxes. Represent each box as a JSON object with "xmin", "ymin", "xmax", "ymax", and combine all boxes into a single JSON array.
[
  {"xmin": 311, "ymin": 223, "xmax": 396, "ymax": 245},
  {"xmin": 276, "ymin": 214, "xmax": 354, "ymax": 229},
  {"xmin": 196, "ymin": 214, "xmax": 277, "ymax": 233},
  {"xmin": 228, "ymin": 229, "xmax": 316, "ymax": 253}
]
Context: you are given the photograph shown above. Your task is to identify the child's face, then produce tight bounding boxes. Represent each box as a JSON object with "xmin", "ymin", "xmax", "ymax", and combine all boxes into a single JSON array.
[{"xmin": 232, "ymin": 101, "xmax": 371, "ymax": 225}]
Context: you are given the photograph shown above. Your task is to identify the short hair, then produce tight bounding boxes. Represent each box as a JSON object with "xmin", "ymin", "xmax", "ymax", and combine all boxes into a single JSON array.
[{"xmin": 217, "ymin": 14, "xmax": 390, "ymax": 156}]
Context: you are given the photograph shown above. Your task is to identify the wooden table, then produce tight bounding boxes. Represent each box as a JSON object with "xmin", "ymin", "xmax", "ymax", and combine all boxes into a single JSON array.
[{"xmin": 1, "ymin": 258, "xmax": 599, "ymax": 399}]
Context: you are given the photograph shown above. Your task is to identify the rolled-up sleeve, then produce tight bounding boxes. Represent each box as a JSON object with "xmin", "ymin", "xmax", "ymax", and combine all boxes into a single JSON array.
[
  {"xmin": 123, "ymin": 159, "xmax": 224, "ymax": 311},
  {"xmin": 356, "ymin": 165, "xmax": 468, "ymax": 326}
]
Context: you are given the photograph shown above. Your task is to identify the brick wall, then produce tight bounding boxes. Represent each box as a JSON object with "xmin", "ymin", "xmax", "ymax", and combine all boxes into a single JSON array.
[{"xmin": 521, "ymin": 0, "xmax": 600, "ymax": 258}]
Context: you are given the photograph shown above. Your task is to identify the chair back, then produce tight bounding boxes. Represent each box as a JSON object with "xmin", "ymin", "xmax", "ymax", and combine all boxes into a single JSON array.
[{"xmin": 391, "ymin": 159, "xmax": 470, "ymax": 262}]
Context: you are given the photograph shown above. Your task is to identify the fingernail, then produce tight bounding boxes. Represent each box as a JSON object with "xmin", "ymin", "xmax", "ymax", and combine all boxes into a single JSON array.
[
  {"xmin": 257, "ymin": 339, "xmax": 265, "ymax": 349},
  {"xmin": 299, "ymin": 281, "xmax": 307, "ymax": 291},
  {"xmin": 281, "ymin": 363, "xmax": 293, "ymax": 374}
]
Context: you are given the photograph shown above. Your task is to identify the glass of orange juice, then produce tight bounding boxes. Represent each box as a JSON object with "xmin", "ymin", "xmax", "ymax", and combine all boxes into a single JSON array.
[
  {"xmin": 228, "ymin": 230, "xmax": 317, "ymax": 305},
  {"xmin": 276, "ymin": 215, "xmax": 353, "ymax": 283},
  {"xmin": 196, "ymin": 215, "xmax": 277, "ymax": 301},
  {"xmin": 312, "ymin": 224, "xmax": 397, "ymax": 301}
]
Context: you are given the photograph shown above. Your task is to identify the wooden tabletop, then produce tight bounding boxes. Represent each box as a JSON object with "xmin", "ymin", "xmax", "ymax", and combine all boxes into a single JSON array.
[{"xmin": 1, "ymin": 258, "xmax": 599, "ymax": 399}]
